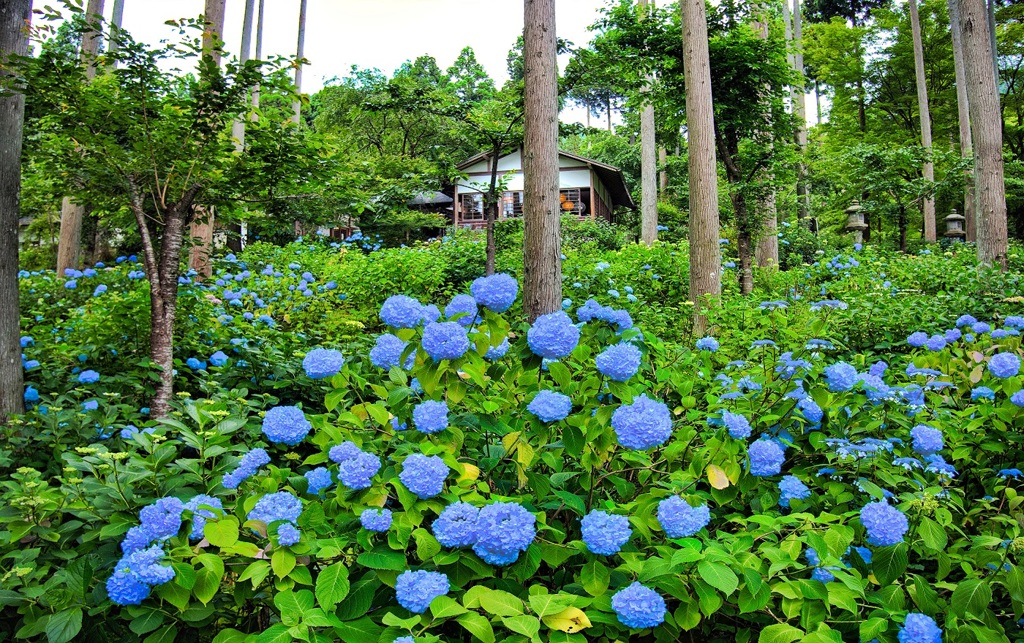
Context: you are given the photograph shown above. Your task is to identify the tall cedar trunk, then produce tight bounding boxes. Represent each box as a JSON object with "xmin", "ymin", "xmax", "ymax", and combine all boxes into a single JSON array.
[
  {"xmin": 251, "ymin": 0, "xmax": 265, "ymax": 117},
  {"xmin": 753, "ymin": 12, "xmax": 778, "ymax": 268},
  {"xmin": 792, "ymin": 0, "xmax": 809, "ymax": 220},
  {"xmin": 658, "ymin": 146, "xmax": 668, "ymax": 193},
  {"xmin": 986, "ymin": 0, "xmax": 997, "ymax": 85},
  {"xmin": 55, "ymin": 0, "xmax": 104, "ymax": 277},
  {"xmin": 485, "ymin": 147, "xmax": 501, "ymax": 275},
  {"xmin": 909, "ymin": 0, "xmax": 936, "ymax": 241},
  {"xmin": 959, "ymin": 0, "xmax": 1007, "ymax": 268},
  {"xmin": 733, "ymin": 191, "xmax": 754, "ymax": 294},
  {"xmin": 189, "ymin": 0, "xmax": 225, "ymax": 277},
  {"xmin": 814, "ymin": 79, "xmax": 822, "ymax": 123},
  {"xmin": 639, "ymin": 0, "xmax": 658, "ymax": 246},
  {"xmin": 227, "ymin": 0, "xmax": 256, "ymax": 253},
  {"xmin": 0, "ymin": 0, "xmax": 30, "ymax": 422},
  {"xmin": 109, "ymin": 0, "xmax": 124, "ymax": 55},
  {"xmin": 947, "ymin": 0, "xmax": 975, "ymax": 242},
  {"xmin": 522, "ymin": 0, "xmax": 562, "ymax": 320},
  {"xmin": 606, "ymin": 96, "xmax": 612, "ymax": 131},
  {"xmin": 682, "ymin": 0, "xmax": 721, "ymax": 333},
  {"xmin": 292, "ymin": 0, "xmax": 308, "ymax": 124}
]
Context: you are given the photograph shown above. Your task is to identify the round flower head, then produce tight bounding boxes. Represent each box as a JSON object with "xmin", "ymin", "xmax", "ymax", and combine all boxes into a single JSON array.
[
  {"xmin": 444, "ymin": 294, "xmax": 478, "ymax": 327},
  {"xmin": 906, "ymin": 332, "xmax": 928, "ymax": 348},
  {"xmin": 222, "ymin": 447, "xmax": 271, "ymax": 489},
  {"xmin": 596, "ymin": 342, "xmax": 642, "ymax": 382},
  {"xmin": 972, "ymin": 321, "xmax": 991, "ymax": 334},
  {"xmin": 611, "ymin": 582, "xmax": 667, "ymax": 629},
  {"xmin": 778, "ymin": 475, "xmax": 810, "ymax": 508},
  {"xmin": 657, "ymin": 496, "xmax": 710, "ymax": 537},
  {"xmin": 106, "ymin": 568, "xmax": 152, "ymax": 605},
  {"xmin": 360, "ymin": 508, "xmax": 393, "ymax": 532},
  {"xmin": 184, "ymin": 494, "xmax": 223, "ymax": 541},
  {"xmin": 972, "ymin": 386, "xmax": 995, "ymax": 401},
  {"xmin": 581, "ymin": 510, "xmax": 632, "ymax": 556},
  {"xmin": 421, "ymin": 304, "xmax": 441, "ymax": 324},
  {"xmin": 186, "ymin": 357, "xmax": 206, "ymax": 371},
  {"xmin": 898, "ymin": 613, "xmax": 942, "ymax": 643},
  {"xmin": 925, "ymin": 335, "xmax": 947, "ymax": 351},
  {"xmin": 472, "ymin": 501, "xmax": 536, "ymax": 565},
  {"xmin": 860, "ymin": 500, "xmax": 908, "ymax": 546},
  {"xmin": 329, "ymin": 441, "xmax": 381, "ymax": 490},
  {"xmin": 955, "ymin": 314, "xmax": 977, "ymax": 327},
  {"xmin": 696, "ymin": 336, "xmax": 719, "ymax": 352},
  {"xmin": 823, "ymin": 362, "xmax": 859, "ymax": 392},
  {"xmin": 485, "ymin": 336, "xmax": 510, "ymax": 360},
  {"xmin": 370, "ymin": 334, "xmax": 414, "ymax": 370},
  {"xmin": 945, "ymin": 328, "xmax": 962, "ymax": 342},
  {"xmin": 413, "ymin": 399, "xmax": 449, "ymax": 434},
  {"xmin": 302, "ymin": 348, "xmax": 345, "ymax": 379},
  {"xmin": 422, "ymin": 322, "xmax": 470, "ymax": 361},
  {"xmin": 261, "ymin": 405, "xmax": 311, "ymax": 446},
  {"xmin": 304, "ymin": 467, "xmax": 333, "ymax": 495},
  {"xmin": 797, "ymin": 397, "xmax": 823, "ymax": 424},
  {"xmin": 433, "ymin": 502, "xmax": 480, "ymax": 548},
  {"xmin": 1012, "ymin": 389, "xmax": 1024, "ymax": 408},
  {"xmin": 132, "ymin": 497, "xmax": 185, "ymax": 549},
  {"xmin": 748, "ymin": 439, "xmax": 785, "ymax": 476},
  {"xmin": 395, "ymin": 570, "xmax": 449, "ymax": 614},
  {"xmin": 989, "ymin": 352, "xmax": 1021, "ymax": 379},
  {"xmin": 527, "ymin": 390, "xmax": 572, "ymax": 423},
  {"xmin": 78, "ymin": 369, "xmax": 100, "ymax": 384},
  {"xmin": 470, "ymin": 273, "xmax": 518, "ymax": 313},
  {"xmin": 910, "ymin": 425, "xmax": 943, "ymax": 456},
  {"xmin": 210, "ymin": 351, "xmax": 229, "ymax": 367},
  {"xmin": 399, "ymin": 453, "xmax": 448, "ymax": 499},
  {"xmin": 527, "ymin": 311, "xmax": 580, "ymax": 359},
  {"xmin": 611, "ymin": 394, "xmax": 672, "ymax": 450},
  {"xmin": 722, "ymin": 410, "xmax": 752, "ymax": 439},
  {"xmin": 277, "ymin": 523, "xmax": 301, "ymax": 546},
  {"xmin": 380, "ymin": 295, "xmax": 424, "ymax": 328},
  {"xmin": 247, "ymin": 492, "xmax": 302, "ymax": 526}
]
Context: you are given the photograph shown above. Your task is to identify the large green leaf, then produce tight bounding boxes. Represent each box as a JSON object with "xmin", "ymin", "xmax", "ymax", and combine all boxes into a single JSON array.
[
  {"xmin": 457, "ymin": 612, "xmax": 496, "ymax": 643},
  {"xmin": 430, "ymin": 595, "xmax": 468, "ymax": 619},
  {"xmin": 355, "ymin": 550, "xmax": 407, "ymax": 571},
  {"xmin": 871, "ymin": 544, "xmax": 908, "ymax": 587},
  {"xmin": 44, "ymin": 608, "xmax": 83, "ymax": 643},
  {"xmin": 757, "ymin": 623, "xmax": 803, "ymax": 643},
  {"xmin": 950, "ymin": 579, "xmax": 992, "ymax": 618},
  {"xmin": 479, "ymin": 589, "xmax": 525, "ymax": 616},
  {"xmin": 315, "ymin": 563, "xmax": 350, "ymax": 609},
  {"xmin": 698, "ymin": 560, "xmax": 739, "ymax": 596},
  {"xmin": 332, "ymin": 616, "xmax": 382, "ymax": 643}
]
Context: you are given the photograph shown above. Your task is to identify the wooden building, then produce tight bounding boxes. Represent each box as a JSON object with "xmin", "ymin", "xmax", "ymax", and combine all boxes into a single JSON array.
[{"xmin": 452, "ymin": 147, "xmax": 635, "ymax": 229}]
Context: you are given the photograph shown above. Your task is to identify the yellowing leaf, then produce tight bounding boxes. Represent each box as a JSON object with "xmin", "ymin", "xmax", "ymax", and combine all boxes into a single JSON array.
[
  {"xmin": 707, "ymin": 464, "xmax": 730, "ymax": 490},
  {"xmin": 459, "ymin": 463, "xmax": 480, "ymax": 481},
  {"xmin": 542, "ymin": 607, "xmax": 592, "ymax": 633}
]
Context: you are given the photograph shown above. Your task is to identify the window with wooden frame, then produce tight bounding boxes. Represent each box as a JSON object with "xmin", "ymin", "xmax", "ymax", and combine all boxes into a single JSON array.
[
  {"xmin": 502, "ymin": 191, "xmax": 524, "ymax": 217},
  {"xmin": 459, "ymin": 193, "xmax": 485, "ymax": 221},
  {"xmin": 559, "ymin": 188, "xmax": 587, "ymax": 215}
]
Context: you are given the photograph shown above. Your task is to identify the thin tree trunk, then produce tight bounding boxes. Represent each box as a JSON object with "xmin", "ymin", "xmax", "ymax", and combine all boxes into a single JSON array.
[
  {"xmin": 109, "ymin": 0, "xmax": 124, "ymax": 55},
  {"xmin": 948, "ymin": 0, "xmax": 975, "ymax": 242},
  {"xmin": 682, "ymin": 0, "xmax": 720, "ymax": 333},
  {"xmin": 227, "ymin": 0, "xmax": 256, "ymax": 253},
  {"xmin": 639, "ymin": 0, "xmax": 658, "ymax": 246},
  {"xmin": 251, "ymin": 0, "xmax": 265, "ymax": 117},
  {"xmin": 522, "ymin": 0, "xmax": 562, "ymax": 320},
  {"xmin": 292, "ymin": 0, "xmax": 308, "ymax": 124},
  {"xmin": 56, "ymin": 0, "xmax": 104, "ymax": 277},
  {"xmin": 909, "ymin": 0, "xmax": 936, "ymax": 242},
  {"xmin": 959, "ymin": 0, "xmax": 1007, "ymax": 268},
  {"xmin": 658, "ymin": 146, "xmax": 668, "ymax": 193},
  {"xmin": 793, "ymin": 0, "xmax": 809, "ymax": 221},
  {"xmin": 753, "ymin": 11, "xmax": 778, "ymax": 267},
  {"xmin": 0, "ymin": 0, "xmax": 30, "ymax": 422},
  {"xmin": 486, "ymin": 146, "xmax": 501, "ymax": 275},
  {"xmin": 606, "ymin": 96, "xmax": 612, "ymax": 132}
]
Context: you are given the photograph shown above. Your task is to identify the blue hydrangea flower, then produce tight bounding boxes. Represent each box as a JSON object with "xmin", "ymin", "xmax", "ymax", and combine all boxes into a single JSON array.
[
  {"xmin": 485, "ymin": 336, "xmax": 510, "ymax": 360},
  {"xmin": 399, "ymin": 453, "xmax": 448, "ymax": 499},
  {"xmin": 907, "ymin": 332, "xmax": 928, "ymax": 348},
  {"xmin": 925, "ymin": 335, "xmax": 947, "ymax": 351},
  {"xmin": 527, "ymin": 311, "xmax": 580, "ymax": 359},
  {"xmin": 303, "ymin": 348, "xmax": 345, "ymax": 379},
  {"xmin": 370, "ymin": 334, "xmax": 414, "ymax": 370},
  {"xmin": 395, "ymin": 570, "xmax": 449, "ymax": 614},
  {"xmin": 445, "ymin": 294, "xmax": 478, "ymax": 327},
  {"xmin": 955, "ymin": 314, "xmax": 977, "ymax": 327},
  {"xmin": 898, "ymin": 613, "xmax": 942, "ymax": 643},
  {"xmin": 611, "ymin": 394, "xmax": 672, "ymax": 450},
  {"xmin": 248, "ymin": 492, "xmax": 302, "ymax": 526},
  {"xmin": 860, "ymin": 501, "xmax": 908, "ymax": 546},
  {"xmin": 472, "ymin": 501, "xmax": 536, "ymax": 565},
  {"xmin": 413, "ymin": 400, "xmax": 449, "ymax": 434},
  {"xmin": 581, "ymin": 510, "xmax": 631, "ymax": 556},
  {"xmin": 748, "ymin": 439, "xmax": 785, "ymax": 476},
  {"xmin": 261, "ymin": 406, "xmax": 311, "ymax": 446},
  {"xmin": 360, "ymin": 508, "xmax": 393, "ymax": 532},
  {"xmin": 723, "ymin": 410, "xmax": 752, "ymax": 439},
  {"xmin": 24, "ymin": 386, "xmax": 39, "ymax": 404},
  {"xmin": 945, "ymin": 328, "xmax": 962, "ymax": 342},
  {"xmin": 82, "ymin": 399, "xmax": 99, "ymax": 411},
  {"xmin": 223, "ymin": 447, "xmax": 270, "ymax": 489},
  {"xmin": 611, "ymin": 582, "xmax": 666, "ymax": 629},
  {"xmin": 527, "ymin": 390, "xmax": 572, "ymax": 422},
  {"xmin": 277, "ymin": 523, "xmax": 300, "ymax": 546},
  {"xmin": 78, "ymin": 370, "xmax": 100, "ymax": 384},
  {"xmin": 696, "ymin": 336, "xmax": 719, "ymax": 352},
  {"xmin": 824, "ymin": 362, "xmax": 859, "ymax": 392},
  {"xmin": 210, "ymin": 351, "xmax": 229, "ymax": 367},
  {"xmin": 596, "ymin": 342, "xmax": 642, "ymax": 382},
  {"xmin": 186, "ymin": 357, "xmax": 206, "ymax": 371},
  {"xmin": 422, "ymin": 322, "xmax": 470, "ymax": 361},
  {"xmin": 779, "ymin": 475, "xmax": 810, "ymax": 507},
  {"xmin": 811, "ymin": 567, "xmax": 835, "ymax": 583},
  {"xmin": 433, "ymin": 502, "xmax": 480, "ymax": 548},
  {"xmin": 183, "ymin": 495, "xmax": 222, "ymax": 541},
  {"xmin": 380, "ymin": 295, "xmax": 424, "ymax": 328},
  {"xmin": 797, "ymin": 397, "xmax": 823, "ymax": 424},
  {"xmin": 989, "ymin": 352, "xmax": 1021, "ymax": 379},
  {"xmin": 329, "ymin": 441, "xmax": 381, "ymax": 490},
  {"xmin": 470, "ymin": 273, "xmax": 518, "ymax": 313},
  {"xmin": 1012, "ymin": 390, "xmax": 1024, "ymax": 407},
  {"xmin": 972, "ymin": 386, "xmax": 995, "ymax": 401},
  {"xmin": 656, "ymin": 496, "xmax": 710, "ymax": 537},
  {"xmin": 999, "ymin": 468, "xmax": 1023, "ymax": 478},
  {"xmin": 910, "ymin": 425, "xmax": 943, "ymax": 456},
  {"xmin": 106, "ymin": 545, "xmax": 175, "ymax": 605},
  {"xmin": 1006, "ymin": 316, "xmax": 1024, "ymax": 329},
  {"xmin": 304, "ymin": 467, "xmax": 333, "ymax": 495}
]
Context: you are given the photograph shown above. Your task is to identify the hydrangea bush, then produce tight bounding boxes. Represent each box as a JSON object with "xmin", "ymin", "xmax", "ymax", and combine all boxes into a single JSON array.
[{"xmin": 3, "ymin": 255, "xmax": 1024, "ymax": 643}]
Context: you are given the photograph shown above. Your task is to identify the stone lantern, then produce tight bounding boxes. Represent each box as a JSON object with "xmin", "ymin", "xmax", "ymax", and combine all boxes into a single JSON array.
[
  {"xmin": 844, "ymin": 200, "xmax": 867, "ymax": 245},
  {"xmin": 944, "ymin": 208, "xmax": 966, "ymax": 241}
]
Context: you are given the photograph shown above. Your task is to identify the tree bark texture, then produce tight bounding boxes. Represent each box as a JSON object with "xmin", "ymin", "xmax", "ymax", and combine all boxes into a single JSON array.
[
  {"xmin": 0, "ymin": 0, "xmax": 30, "ymax": 423},
  {"xmin": 485, "ymin": 147, "xmax": 501, "ymax": 275},
  {"xmin": 109, "ymin": 0, "xmax": 124, "ymax": 55},
  {"xmin": 292, "ymin": 0, "xmax": 308, "ymax": 124},
  {"xmin": 202, "ymin": 0, "xmax": 225, "ymax": 65},
  {"xmin": 639, "ymin": 0, "xmax": 658, "ymax": 246},
  {"xmin": 792, "ymin": 0, "xmax": 809, "ymax": 221},
  {"xmin": 958, "ymin": 0, "xmax": 1007, "ymax": 268},
  {"xmin": 909, "ymin": 0, "xmax": 936, "ymax": 242},
  {"xmin": 947, "ymin": 0, "xmax": 975, "ymax": 242},
  {"xmin": 681, "ymin": 0, "xmax": 720, "ymax": 333},
  {"xmin": 522, "ymin": 0, "xmax": 562, "ymax": 321},
  {"xmin": 752, "ymin": 12, "xmax": 777, "ymax": 268},
  {"xmin": 227, "ymin": 0, "xmax": 256, "ymax": 253},
  {"xmin": 251, "ymin": 0, "xmax": 265, "ymax": 116}
]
